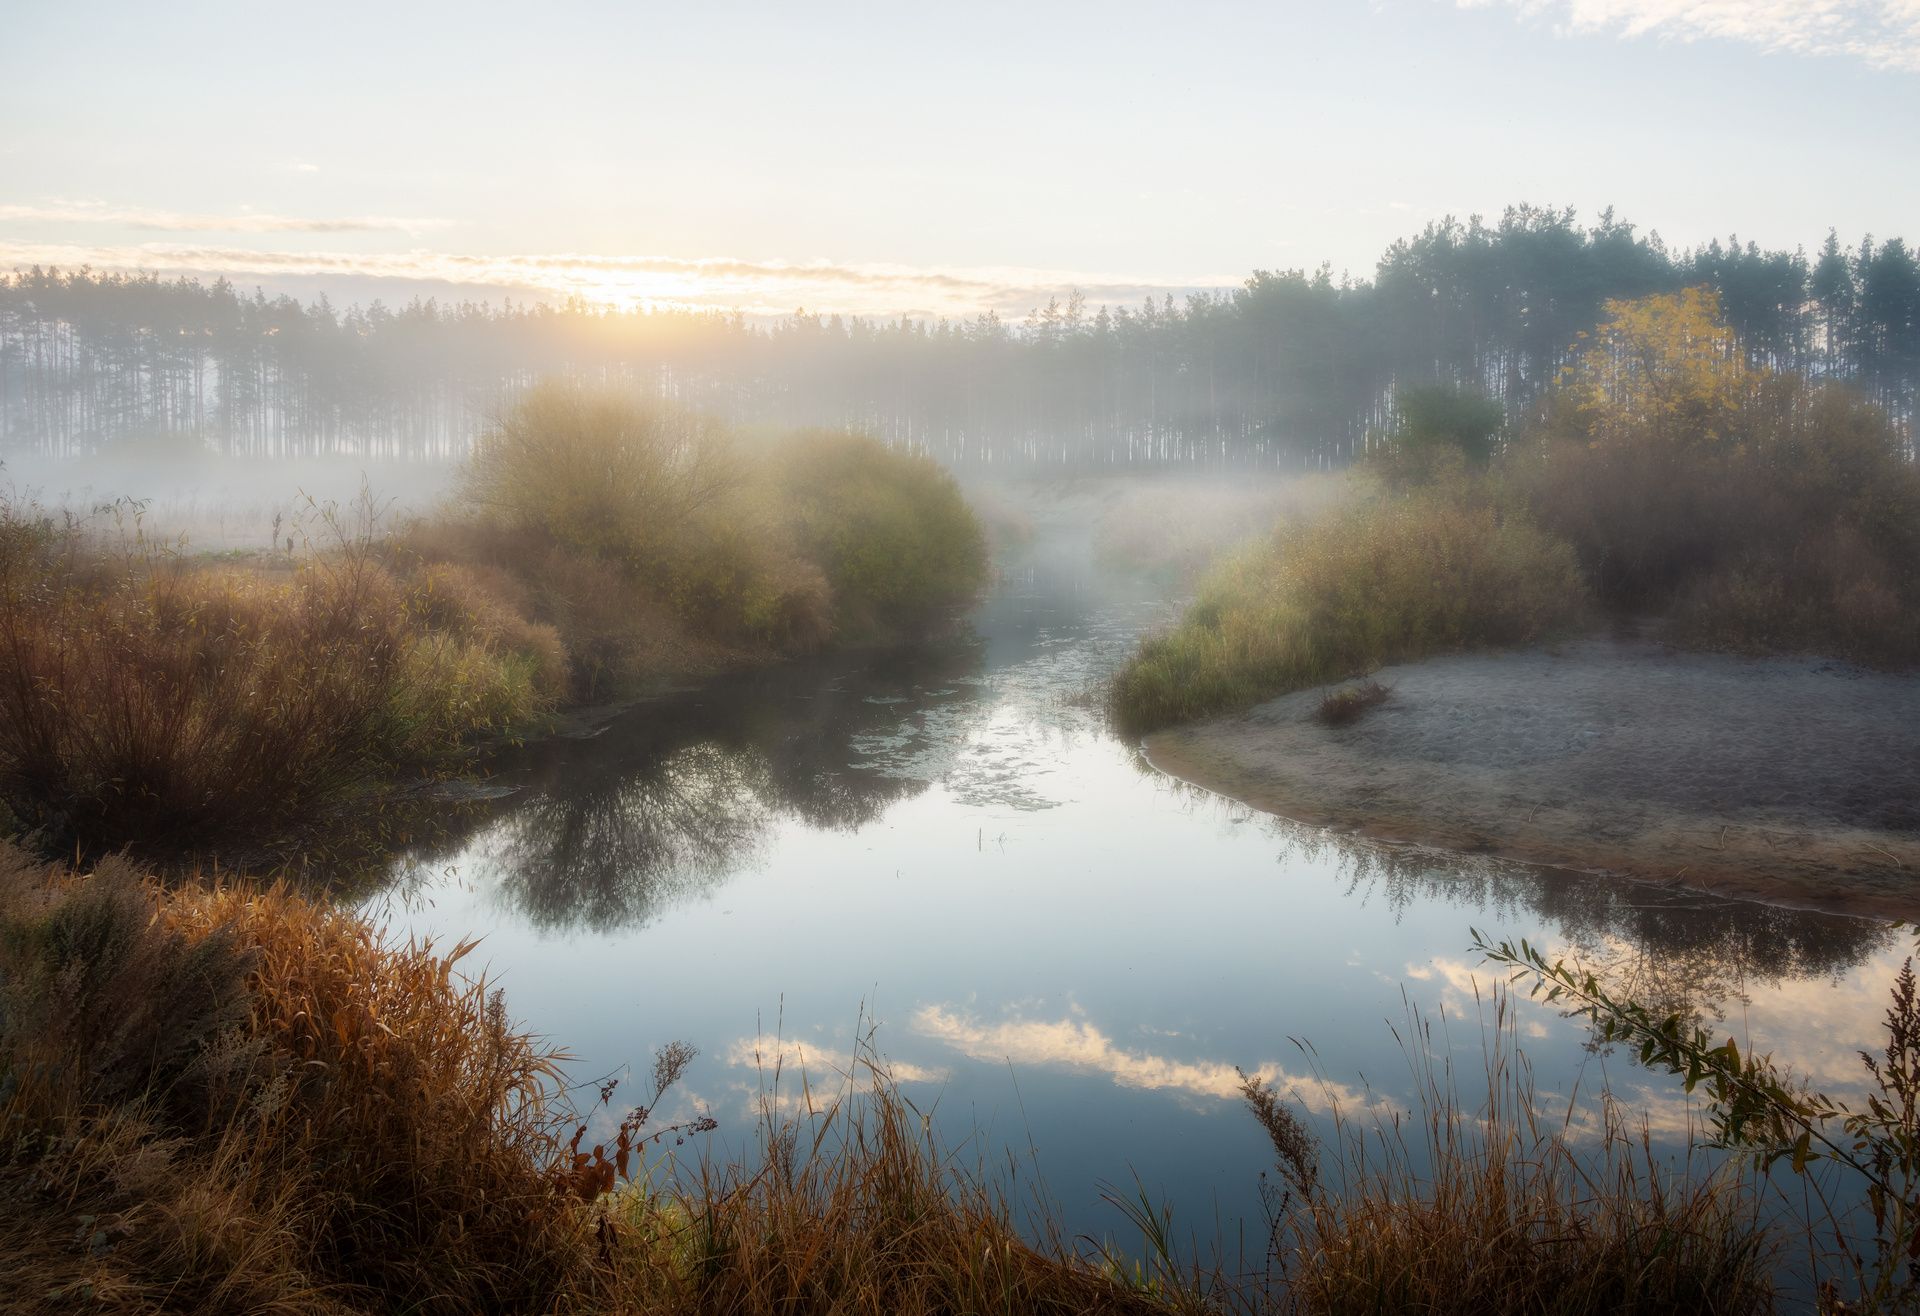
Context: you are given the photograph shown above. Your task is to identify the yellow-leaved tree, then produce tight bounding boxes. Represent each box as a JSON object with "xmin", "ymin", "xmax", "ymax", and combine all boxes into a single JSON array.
[{"xmin": 1559, "ymin": 288, "xmax": 1758, "ymax": 447}]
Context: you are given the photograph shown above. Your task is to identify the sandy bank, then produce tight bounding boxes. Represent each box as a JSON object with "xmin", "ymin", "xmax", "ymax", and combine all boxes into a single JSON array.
[{"xmin": 1143, "ymin": 638, "xmax": 1920, "ymax": 919}]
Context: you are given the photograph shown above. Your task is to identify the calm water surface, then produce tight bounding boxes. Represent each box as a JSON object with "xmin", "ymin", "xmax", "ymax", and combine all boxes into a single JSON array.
[{"xmin": 373, "ymin": 511, "xmax": 1897, "ymax": 1271}]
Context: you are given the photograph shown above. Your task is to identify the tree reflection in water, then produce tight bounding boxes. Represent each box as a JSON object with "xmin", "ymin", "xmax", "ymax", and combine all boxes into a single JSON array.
[
  {"xmin": 395, "ymin": 637, "xmax": 987, "ymax": 933},
  {"xmin": 1136, "ymin": 779, "xmax": 1889, "ymax": 1029},
  {"xmin": 1175, "ymin": 791, "xmax": 1894, "ymax": 1027}
]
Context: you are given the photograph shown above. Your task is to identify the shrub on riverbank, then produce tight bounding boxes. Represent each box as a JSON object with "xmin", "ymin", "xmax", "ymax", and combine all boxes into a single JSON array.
[
  {"xmin": 0, "ymin": 507, "xmax": 546, "ymax": 863},
  {"xmin": 1111, "ymin": 486, "xmax": 1586, "ymax": 733},
  {"xmin": 1114, "ymin": 290, "xmax": 1920, "ymax": 734},
  {"xmin": 413, "ymin": 386, "xmax": 986, "ymax": 690},
  {"xmin": 1520, "ymin": 319, "xmax": 1920, "ymax": 665},
  {"xmin": 452, "ymin": 383, "xmax": 839, "ymax": 660},
  {"xmin": 0, "ymin": 386, "xmax": 988, "ymax": 863},
  {"xmin": 772, "ymin": 429, "xmax": 989, "ymax": 641}
]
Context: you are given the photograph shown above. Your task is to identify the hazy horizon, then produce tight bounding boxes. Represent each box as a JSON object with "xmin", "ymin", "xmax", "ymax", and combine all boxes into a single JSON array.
[{"xmin": 5, "ymin": 1, "xmax": 1917, "ymax": 320}]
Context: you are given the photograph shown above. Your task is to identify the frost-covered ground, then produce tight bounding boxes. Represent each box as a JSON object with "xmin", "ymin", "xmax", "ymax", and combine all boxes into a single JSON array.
[{"xmin": 1145, "ymin": 637, "xmax": 1920, "ymax": 917}]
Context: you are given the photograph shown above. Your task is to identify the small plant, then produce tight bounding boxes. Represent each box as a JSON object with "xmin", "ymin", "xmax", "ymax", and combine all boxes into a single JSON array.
[{"xmin": 1312, "ymin": 678, "xmax": 1392, "ymax": 727}]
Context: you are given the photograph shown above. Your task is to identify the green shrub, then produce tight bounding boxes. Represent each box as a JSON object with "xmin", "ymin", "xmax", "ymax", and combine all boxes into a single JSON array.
[
  {"xmin": 451, "ymin": 387, "xmax": 857, "ymax": 668},
  {"xmin": 1373, "ymin": 384, "xmax": 1507, "ymax": 490},
  {"xmin": 461, "ymin": 379, "xmax": 737, "ymax": 567},
  {"xmin": 1112, "ymin": 488, "xmax": 1587, "ymax": 734},
  {"xmin": 773, "ymin": 430, "xmax": 989, "ymax": 640}
]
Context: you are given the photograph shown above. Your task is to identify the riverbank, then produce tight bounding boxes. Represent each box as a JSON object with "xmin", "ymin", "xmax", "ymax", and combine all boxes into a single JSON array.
[
  {"xmin": 0, "ymin": 391, "xmax": 991, "ymax": 870},
  {"xmin": 1143, "ymin": 636, "xmax": 1920, "ymax": 919}
]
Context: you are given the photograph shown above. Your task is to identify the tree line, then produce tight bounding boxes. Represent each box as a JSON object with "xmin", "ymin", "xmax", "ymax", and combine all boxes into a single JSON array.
[{"xmin": 2, "ymin": 205, "xmax": 1915, "ymax": 469}]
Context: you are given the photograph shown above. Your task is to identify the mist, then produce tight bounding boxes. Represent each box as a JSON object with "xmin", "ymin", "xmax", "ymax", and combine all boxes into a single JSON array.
[{"xmin": 5, "ymin": 5, "xmax": 1920, "ymax": 1312}]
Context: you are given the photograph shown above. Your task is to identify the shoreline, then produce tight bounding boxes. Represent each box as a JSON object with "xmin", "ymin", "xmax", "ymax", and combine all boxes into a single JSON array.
[{"xmin": 1141, "ymin": 638, "xmax": 1920, "ymax": 922}]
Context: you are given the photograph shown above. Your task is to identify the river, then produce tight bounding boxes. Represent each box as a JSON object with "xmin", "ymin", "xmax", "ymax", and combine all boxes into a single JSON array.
[{"xmin": 370, "ymin": 498, "xmax": 1899, "ymax": 1283}]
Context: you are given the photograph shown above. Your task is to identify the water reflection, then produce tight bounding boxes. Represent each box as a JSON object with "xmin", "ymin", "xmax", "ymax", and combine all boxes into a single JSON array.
[
  {"xmin": 1245, "ymin": 811, "xmax": 1892, "ymax": 1024},
  {"xmin": 395, "ymin": 640, "xmax": 989, "ymax": 932}
]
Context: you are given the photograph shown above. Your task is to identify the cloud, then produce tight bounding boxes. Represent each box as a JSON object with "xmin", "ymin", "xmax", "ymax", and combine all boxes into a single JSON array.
[
  {"xmin": 0, "ymin": 238, "xmax": 1232, "ymax": 320},
  {"xmin": 1458, "ymin": 0, "xmax": 1920, "ymax": 71},
  {"xmin": 720, "ymin": 1034, "xmax": 947, "ymax": 1087},
  {"xmin": 910, "ymin": 1003, "xmax": 1394, "ymax": 1117},
  {"xmin": 0, "ymin": 200, "xmax": 445, "ymax": 235}
]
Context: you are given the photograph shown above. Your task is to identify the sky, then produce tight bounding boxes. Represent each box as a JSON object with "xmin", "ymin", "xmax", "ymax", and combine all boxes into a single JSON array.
[{"xmin": 2, "ymin": 0, "xmax": 1916, "ymax": 320}]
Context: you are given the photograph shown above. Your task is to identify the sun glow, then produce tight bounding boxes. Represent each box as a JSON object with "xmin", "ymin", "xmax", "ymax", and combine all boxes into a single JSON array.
[{"xmin": 0, "ymin": 236, "xmax": 1231, "ymax": 321}]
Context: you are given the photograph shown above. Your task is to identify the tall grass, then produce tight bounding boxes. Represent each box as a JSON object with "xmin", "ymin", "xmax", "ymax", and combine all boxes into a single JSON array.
[
  {"xmin": 1245, "ymin": 994, "xmax": 1775, "ymax": 1315},
  {"xmin": 0, "ymin": 841, "xmax": 598, "ymax": 1312},
  {"xmin": 0, "ymin": 501, "xmax": 554, "ymax": 863},
  {"xmin": 612, "ymin": 1050, "xmax": 1198, "ymax": 1316},
  {"xmin": 1111, "ymin": 485, "xmax": 1586, "ymax": 733}
]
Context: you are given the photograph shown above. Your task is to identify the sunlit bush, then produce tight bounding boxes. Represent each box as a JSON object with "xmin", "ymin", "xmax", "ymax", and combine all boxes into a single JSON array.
[
  {"xmin": 1111, "ymin": 487, "xmax": 1586, "ymax": 733},
  {"xmin": 462, "ymin": 379, "xmax": 738, "ymax": 567}
]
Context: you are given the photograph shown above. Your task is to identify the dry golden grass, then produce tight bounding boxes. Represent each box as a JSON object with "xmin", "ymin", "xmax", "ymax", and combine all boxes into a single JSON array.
[
  {"xmin": 1245, "ymin": 995, "xmax": 1776, "ymax": 1316},
  {"xmin": 612, "ymin": 1068, "xmax": 1198, "ymax": 1316},
  {"xmin": 0, "ymin": 508, "xmax": 561, "ymax": 863},
  {"xmin": 0, "ymin": 841, "xmax": 602, "ymax": 1314}
]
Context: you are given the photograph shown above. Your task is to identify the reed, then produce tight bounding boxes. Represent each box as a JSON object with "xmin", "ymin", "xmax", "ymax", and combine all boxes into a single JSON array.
[{"xmin": 1246, "ymin": 993, "xmax": 1776, "ymax": 1316}]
